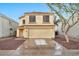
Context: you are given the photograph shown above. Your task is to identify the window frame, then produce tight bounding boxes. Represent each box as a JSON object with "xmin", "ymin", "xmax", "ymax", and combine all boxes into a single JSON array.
[
  {"xmin": 29, "ymin": 15, "xmax": 36, "ymax": 23},
  {"xmin": 22, "ymin": 19, "xmax": 25, "ymax": 24},
  {"xmin": 43, "ymin": 15, "xmax": 50, "ymax": 23}
]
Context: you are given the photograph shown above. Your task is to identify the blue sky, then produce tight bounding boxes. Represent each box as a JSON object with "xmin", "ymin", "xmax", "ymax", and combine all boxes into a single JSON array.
[{"xmin": 0, "ymin": 3, "xmax": 49, "ymax": 22}]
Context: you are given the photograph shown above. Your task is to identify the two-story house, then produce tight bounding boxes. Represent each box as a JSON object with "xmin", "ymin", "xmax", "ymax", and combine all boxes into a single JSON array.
[{"xmin": 17, "ymin": 12, "xmax": 55, "ymax": 39}]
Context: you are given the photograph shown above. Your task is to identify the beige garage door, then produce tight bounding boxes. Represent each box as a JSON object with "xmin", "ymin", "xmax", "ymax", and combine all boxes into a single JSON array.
[{"xmin": 29, "ymin": 29, "xmax": 53, "ymax": 38}]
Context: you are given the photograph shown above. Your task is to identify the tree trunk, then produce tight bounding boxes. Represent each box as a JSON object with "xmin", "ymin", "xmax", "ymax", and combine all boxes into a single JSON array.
[{"xmin": 63, "ymin": 32, "xmax": 69, "ymax": 42}]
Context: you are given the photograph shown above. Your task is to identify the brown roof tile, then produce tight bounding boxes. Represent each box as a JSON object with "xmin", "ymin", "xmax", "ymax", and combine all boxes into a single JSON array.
[
  {"xmin": 19, "ymin": 12, "xmax": 53, "ymax": 19},
  {"xmin": 28, "ymin": 12, "xmax": 51, "ymax": 14}
]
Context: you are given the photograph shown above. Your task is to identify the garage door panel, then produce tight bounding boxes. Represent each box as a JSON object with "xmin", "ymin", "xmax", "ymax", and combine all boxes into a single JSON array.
[{"xmin": 29, "ymin": 29, "xmax": 53, "ymax": 38}]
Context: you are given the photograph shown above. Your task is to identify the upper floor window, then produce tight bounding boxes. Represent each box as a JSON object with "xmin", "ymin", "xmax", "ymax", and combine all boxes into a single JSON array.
[
  {"xmin": 43, "ymin": 15, "xmax": 49, "ymax": 23},
  {"xmin": 29, "ymin": 16, "xmax": 36, "ymax": 23},
  {"xmin": 22, "ymin": 20, "xmax": 25, "ymax": 24}
]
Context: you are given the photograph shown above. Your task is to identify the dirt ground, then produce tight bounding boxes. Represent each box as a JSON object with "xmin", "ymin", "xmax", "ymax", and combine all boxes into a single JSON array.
[
  {"xmin": 55, "ymin": 35, "xmax": 79, "ymax": 49},
  {"xmin": 0, "ymin": 38, "xmax": 25, "ymax": 50}
]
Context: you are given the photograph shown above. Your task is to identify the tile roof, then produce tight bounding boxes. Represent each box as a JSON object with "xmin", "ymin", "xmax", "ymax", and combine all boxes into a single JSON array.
[
  {"xmin": 25, "ymin": 12, "xmax": 52, "ymax": 14},
  {"xmin": 19, "ymin": 12, "xmax": 53, "ymax": 19}
]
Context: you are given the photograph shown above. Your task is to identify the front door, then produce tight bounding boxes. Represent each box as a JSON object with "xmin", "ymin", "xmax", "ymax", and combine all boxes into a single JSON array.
[{"xmin": 19, "ymin": 29, "xmax": 24, "ymax": 37}]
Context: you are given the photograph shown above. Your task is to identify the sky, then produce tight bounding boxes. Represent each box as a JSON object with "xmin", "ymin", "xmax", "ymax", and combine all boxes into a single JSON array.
[{"xmin": 0, "ymin": 3, "xmax": 49, "ymax": 22}]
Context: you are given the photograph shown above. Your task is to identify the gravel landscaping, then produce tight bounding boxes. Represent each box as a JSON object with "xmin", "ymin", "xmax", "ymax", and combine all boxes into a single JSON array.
[
  {"xmin": 0, "ymin": 38, "xmax": 25, "ymax": 50},
  {"xmin": 55, "ymin": 35, "xmax": 79, "ymax": 50}
]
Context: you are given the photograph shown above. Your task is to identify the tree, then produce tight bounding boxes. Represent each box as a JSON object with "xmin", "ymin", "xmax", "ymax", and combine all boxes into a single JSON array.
[{"xmin": 47, "ymin": 3, "xmax": 79, "ymax": 42}]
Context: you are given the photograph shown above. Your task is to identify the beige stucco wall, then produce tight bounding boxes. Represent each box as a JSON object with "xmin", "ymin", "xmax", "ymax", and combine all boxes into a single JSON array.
[
  {"xmin": 23, "ymin": 29, "xmax": 28, "ymax": 38},
  {"xmin": 19, "ymin": 15, "xmax": 54, "ymax": 26},
  {"xmin": 16, "ymin": 29, "xmax": 19, "ymax": 37}
]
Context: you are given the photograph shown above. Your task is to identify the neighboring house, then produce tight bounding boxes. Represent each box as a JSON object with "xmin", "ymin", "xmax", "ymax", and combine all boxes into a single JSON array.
[
  {"xmin": 67, "ymin": 12, "xmax": 79, "ymax": 39},
  {"xmin": 57, "ymin": 11, "xmax": 79, "ymax": 39},
  {"xmin": 17, "ymin": 12, "xmax": 55, "ymax": 39},
  {"xmin": 0, "ymin": 13, "xmax": 18, "ymax": 38}
]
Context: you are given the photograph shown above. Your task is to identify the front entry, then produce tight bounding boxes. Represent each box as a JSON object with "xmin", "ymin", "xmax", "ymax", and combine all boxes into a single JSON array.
[{"xmin": 19, "ymin": 29, "xmax": 24, "ymax": 38}]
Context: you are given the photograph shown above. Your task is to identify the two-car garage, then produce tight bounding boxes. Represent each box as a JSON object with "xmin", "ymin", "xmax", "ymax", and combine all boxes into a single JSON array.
[{"xmin": 28, "ymin": 28, "xmax": 55, "ymax": 39}]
